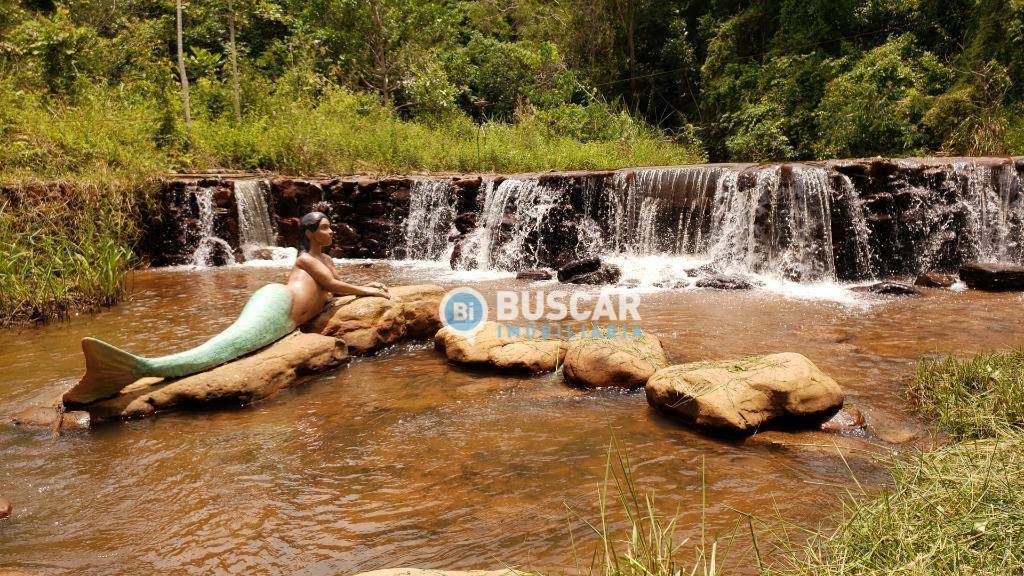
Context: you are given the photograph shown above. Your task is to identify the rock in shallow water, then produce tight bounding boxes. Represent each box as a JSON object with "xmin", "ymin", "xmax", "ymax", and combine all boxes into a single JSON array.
[
  {"xmin": 820, "ymin": 405, "xmax": 866, "ymax": 433},
  {"xmin": 695, "ymin": 274, "xmax": 759, "ymax": 290},
  {"xmin": 0, "ymin": 496, "xmax": 11, "ymax": 519},
  {"xmin": 852, "ymin": 281, "xmax": 922, "ymax": 296},
  {"xmin": 959, "ymin": 262, "xmax": 1024, "ymax": 291},
  {"xmin": 646, "ymin": 352, "xmax": 844, "ymax": 436},
  {"xmin": 914, "ymin": 271, "xmax": 956, "ymax": 288},
  {"xmin": 516, "ymin": 268, "xmax": 553, "ymax": 281},
  {"xmin": 304, "ymin": 284, "xmax": 445, "ymax": 355},
  {"xmin": 563, "ymin": 331, "xmax": 667, "ymax": 389},
  {"xmin": 557, "ymin": 257, "xmax": 622, "ymax": 284},
  {"xmin": 78, "ymin": 331, "xmax": 348, "ymax": 423},
  {"xmin": 435, "ymin": 321, "xmax": 566, "ymax": 373}
]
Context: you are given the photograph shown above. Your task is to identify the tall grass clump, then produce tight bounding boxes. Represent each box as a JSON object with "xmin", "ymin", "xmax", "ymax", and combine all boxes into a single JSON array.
[
  {"xmin": 769, "ymin": 351, "xmax": 1024, "ymax": 575},
  {"xmin": 913, "ymin": 350, "xmax": 1024, "ymax": 439},
  {"xmin": 770, "ymin": 433, "xmax": 1024, "ymax": 575},
  {"xmin": 0, "ymin": 178, "xmax": 154, "ymax": 325},
  {"xmin": 562, "ymin": 441, "xmax": 733, "ymax": 576}
]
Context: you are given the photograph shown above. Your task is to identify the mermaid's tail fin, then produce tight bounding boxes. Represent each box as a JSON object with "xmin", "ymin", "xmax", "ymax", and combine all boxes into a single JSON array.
[{"xmin": 63, "ymin": 337, "xmax": 146, "ymax": 406}]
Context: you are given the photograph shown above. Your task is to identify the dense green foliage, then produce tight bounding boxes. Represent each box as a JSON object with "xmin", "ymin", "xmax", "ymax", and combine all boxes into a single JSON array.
[{"xmin": 2, "ymin": 0, "xmax": 1022, "ymax": 175}]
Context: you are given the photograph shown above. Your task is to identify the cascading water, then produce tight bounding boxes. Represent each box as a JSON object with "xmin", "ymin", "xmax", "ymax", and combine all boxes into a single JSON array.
[
  {"xmin": 377, "ymin": 157, "xmax": 1022, "ymax": 286},
  {"xmin": 453, "ymin": 179, "xmax": 562, "ymax": 271},
  {"xmin": 399, "ymin": 180, "xmax": 457, "ymax": 260},
  {"xmin": 192, "ymin": 187, "xmax": 237, "ymax": 267},
  {"xmin": 234, "ymin": 180, "xmax": 276, "ymax": 259}
]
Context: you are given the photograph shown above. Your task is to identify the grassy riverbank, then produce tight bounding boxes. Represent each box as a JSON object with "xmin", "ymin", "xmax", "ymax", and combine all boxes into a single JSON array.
[
  {"xmin": 770, "ymin": 350, "xmax": 1024, "ymax": 574},
  {"xmin": 584, "ymin": 350, "xmax": 1024, "ymax": 575}
]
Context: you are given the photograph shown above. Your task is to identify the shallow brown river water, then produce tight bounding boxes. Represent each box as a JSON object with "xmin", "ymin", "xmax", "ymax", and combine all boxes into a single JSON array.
[{"xmin": 2, "ymin": 261, "xmax": 1022, "ymax": 575}]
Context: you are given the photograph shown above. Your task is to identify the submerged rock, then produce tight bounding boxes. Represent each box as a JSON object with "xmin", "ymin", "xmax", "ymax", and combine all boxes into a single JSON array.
[
  {"xmin": 516, "ymin": 268, "xmax": 553, "ymax": 281},
  {"xmin": 77, "ymin": 331, "xmax": 348, "ymax": 423},
  {"xmin": 0, "ymin": 496, "xmax": 10, "ymax": 519},
  {"xmin": 914, "ymin": 271, "xmax": 956, "ymax": 288},
  {"xmin": 435, "ymin": 321, "xmax": 566, "ymax": 373},
  {"xmin": 959, "ymin": 262, "xmax": 1024, "ymax": 291},
  {"xmin": 10, "ymin": 406, "xmax": 90, "ymax": 430},
  {"xmin": 820, "ymin": 405, "xmax": 866, "ymax": 433},
  {"xmin": 852, "ymin": 281, "xmax": 922, "ymax": 296},
  {"xmin": 646, "ymin": 352, "xmax": 844, "ymax": 436},
  {"xmin": 305, "ymin": 284, "xmax": 445, "ymax": 355},
  {"xmin": 695, "ymin": 274, "xmax": 759, "ymax": 290},
  {"xmin": 563, "ymin": 331, "xmax": 667, "ymax": 389}
]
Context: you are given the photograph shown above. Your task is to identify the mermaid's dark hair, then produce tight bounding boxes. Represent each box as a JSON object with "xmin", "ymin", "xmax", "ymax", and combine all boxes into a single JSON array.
[{"xmin": 298, "ymin": 211, "xmax": 328, "ymax": 253}]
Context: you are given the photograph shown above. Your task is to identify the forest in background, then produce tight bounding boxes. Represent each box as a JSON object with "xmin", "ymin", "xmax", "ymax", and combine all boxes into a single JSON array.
[{"xmin": 1, "ymin": 0, "xmax": 1023, "ymax": 179}]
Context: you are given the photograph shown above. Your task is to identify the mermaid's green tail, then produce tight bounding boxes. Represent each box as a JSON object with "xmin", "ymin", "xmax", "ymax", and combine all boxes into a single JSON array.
[{"xmin": 63, "ymin": 283, "xmax": 297, "ymax": 406}]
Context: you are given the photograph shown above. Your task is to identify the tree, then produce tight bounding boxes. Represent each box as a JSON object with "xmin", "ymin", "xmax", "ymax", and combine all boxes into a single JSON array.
[
  {"xmin": 227, "ymin": 0, "xmax": 240, "ymax": 121},
  {"xmin": 175, "ymin": 0, "xmax": 191, "ymax": 126}
]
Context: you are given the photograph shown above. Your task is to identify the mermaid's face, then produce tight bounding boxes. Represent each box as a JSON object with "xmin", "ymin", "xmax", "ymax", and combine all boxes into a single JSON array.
[{"xmin": 306, "ymin": 218, "xmax": 333, "ymax": 247}]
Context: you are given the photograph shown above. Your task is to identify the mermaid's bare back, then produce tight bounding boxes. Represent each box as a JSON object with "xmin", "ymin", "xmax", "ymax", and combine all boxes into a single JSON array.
[{"xmin": 63, "ymin": 283, "xmax": 297, "ymax": 406}]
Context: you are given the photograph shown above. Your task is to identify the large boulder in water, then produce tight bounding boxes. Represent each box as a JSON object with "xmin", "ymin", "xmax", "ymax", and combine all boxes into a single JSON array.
[
  {"xmin": 563, "ymin": 331, "xmax": 667, "ymax": 389},
  {"xmin": 959, "ymin": 262, "xmax": 1024, "ymax": 291},
  {"xmin": 557, "ymin": 257, "xmax": 622, "ymax": 285},
  {"xmin": 435, "ymin": 321, "xmax": 566, "ymax": 373},
  {"xmin": 305, "ymin": 284, "xmax": 445, "ymax": 355},
  {"xmin": 646, "ymin": 352, "xmax": 844, "ymax": 436},
  {"xmin": 77, "ymin": 332, "xmax": 348, "ymax": 424}
]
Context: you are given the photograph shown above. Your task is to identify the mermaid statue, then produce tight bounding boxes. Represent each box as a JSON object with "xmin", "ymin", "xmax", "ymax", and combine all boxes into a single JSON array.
[{"xmin": 62, "ymin": 211, "xmax": 390, "ymax": 406}]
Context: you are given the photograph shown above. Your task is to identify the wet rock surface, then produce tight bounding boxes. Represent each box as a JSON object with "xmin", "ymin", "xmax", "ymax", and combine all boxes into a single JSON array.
[
  {"xmin": 77, "ymin": 331, "xmax": 348, "ymax": 424},
  {"xmin": 646, "ymin": 352, "xmax": 844, "ymax": 436},
  {"xmin": 695, "ymin": 274, "xmax": 759, "ymax": 290},
  {"xmin": 0, "ymin": 496, "xmax": 10, "ymax": 519},
  {"xmin": 10, "ymin": 406, "xmax": 91, "ymax": 430},
  {"xmin": 821, "ymin": 405, "xmax": 866, "ymax": 433},
  {"xmin": 914, "ymin": 271, "xmax": 956, "ymax": 288},
  {"xmin": 516, "ymin": 268, "xmax": 553, "ymax": 281},
  {"xmin": 852, "ymin": 281, "xmax": 922, "ymax": 296},
  {"xmin": 959, "ymin": 262, "xmax": 1024, "ymax": 291},
  {"xmin": 435, "ymin": 322, "xmax": 566, "ymax": 373},
  {"xmin": 305, "ymin": 284, "xmax": 445, "ymax": 355},
  {"xmin": 563, "ymin": 332, "xmax": 668, "ymax": 389}
]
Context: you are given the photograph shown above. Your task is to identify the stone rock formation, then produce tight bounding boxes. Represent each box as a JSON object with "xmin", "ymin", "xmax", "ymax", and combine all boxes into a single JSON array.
[
  {"xmin": 0, "ymin": 496, "xmax": 10, "ymax": 520},
  {"xmin": 557, "ymin": 257, "xmax": 622, "ymax": 285},
  {"xmin": 646, "ymin": 352, "xmax": 844, "ymax": 435},
  {"xmin": 435, "ymin": 322, "xmax": 566, "ymax": 373},
  {"xmin": 516, "ymin": 268, "xmax": 553, "ymax": 281},
  {"xmin": 820, "ymin": 405, "xmax": 866, "ymax": 433},
  {"xmin": 563, "ymin": 331, "xmax": 667, "ymax": 389},
  {"xmin": 959, "ymin": 262, "xmax": 1024, "ymax": 291},
  {"xmin": 914, "ymin": 271, "xmax": 956, "ymax": 288},
  {"xmin": 75, "ymin": 331, "xmax": 348, "ymax": 424},
  {"xmin": 852, "ymin": 281, "xmax": 922, "ymax": 296},
  {"xmin": 10, "ymin": 407, "xmax": 90, "ymax": 430},
  {"xmin": 695, "ymin": 274, "xmax": 759, "ymax": 290},
  {"xmin": 304, "ymin": 284, "xmax": 445, "ymax": 355}
]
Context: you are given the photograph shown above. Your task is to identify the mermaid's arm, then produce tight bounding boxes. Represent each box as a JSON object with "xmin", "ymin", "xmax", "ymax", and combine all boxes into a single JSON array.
[{"xmin": 297, "ymin": 253, "xmax": 388, "ymax": 298}]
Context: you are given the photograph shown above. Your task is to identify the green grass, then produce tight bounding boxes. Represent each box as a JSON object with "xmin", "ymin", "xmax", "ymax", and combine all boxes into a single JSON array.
[
  {"xmin": 766, "ymin": 350, "xmax": 1024, "ymax": 575},
  {"xmin": 0, "ymin": 177, "xmax": 153, "ymax": 325},
  {"xmin": 913, "ymin": 350, "xmax": 1024, "ymax": 440}
]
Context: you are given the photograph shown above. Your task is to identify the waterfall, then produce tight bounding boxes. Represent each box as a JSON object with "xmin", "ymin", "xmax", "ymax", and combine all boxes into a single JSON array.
[
  {"xmin": 381, "ymin": 158, "xmax": 1022, "ymax": 283},
  {"xmin": 234, "ymin": 180, "xmax": 276, "ymax": 258},
  {"xmin": 192, "ymin": 187, "xmax": 237, "ymax": 267},
  {"xmin": 453, "ymin": 179, "xmax": 562, "ymax": 271},
  {"xmin": 400, "ymin": 179, "xmax": 457, "ymax": 260}
]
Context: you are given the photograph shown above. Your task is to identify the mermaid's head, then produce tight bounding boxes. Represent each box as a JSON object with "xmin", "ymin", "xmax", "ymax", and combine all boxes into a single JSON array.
[{"xmin": 298, "ymin": 211, "xmax": 330, "ymax": 253}]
